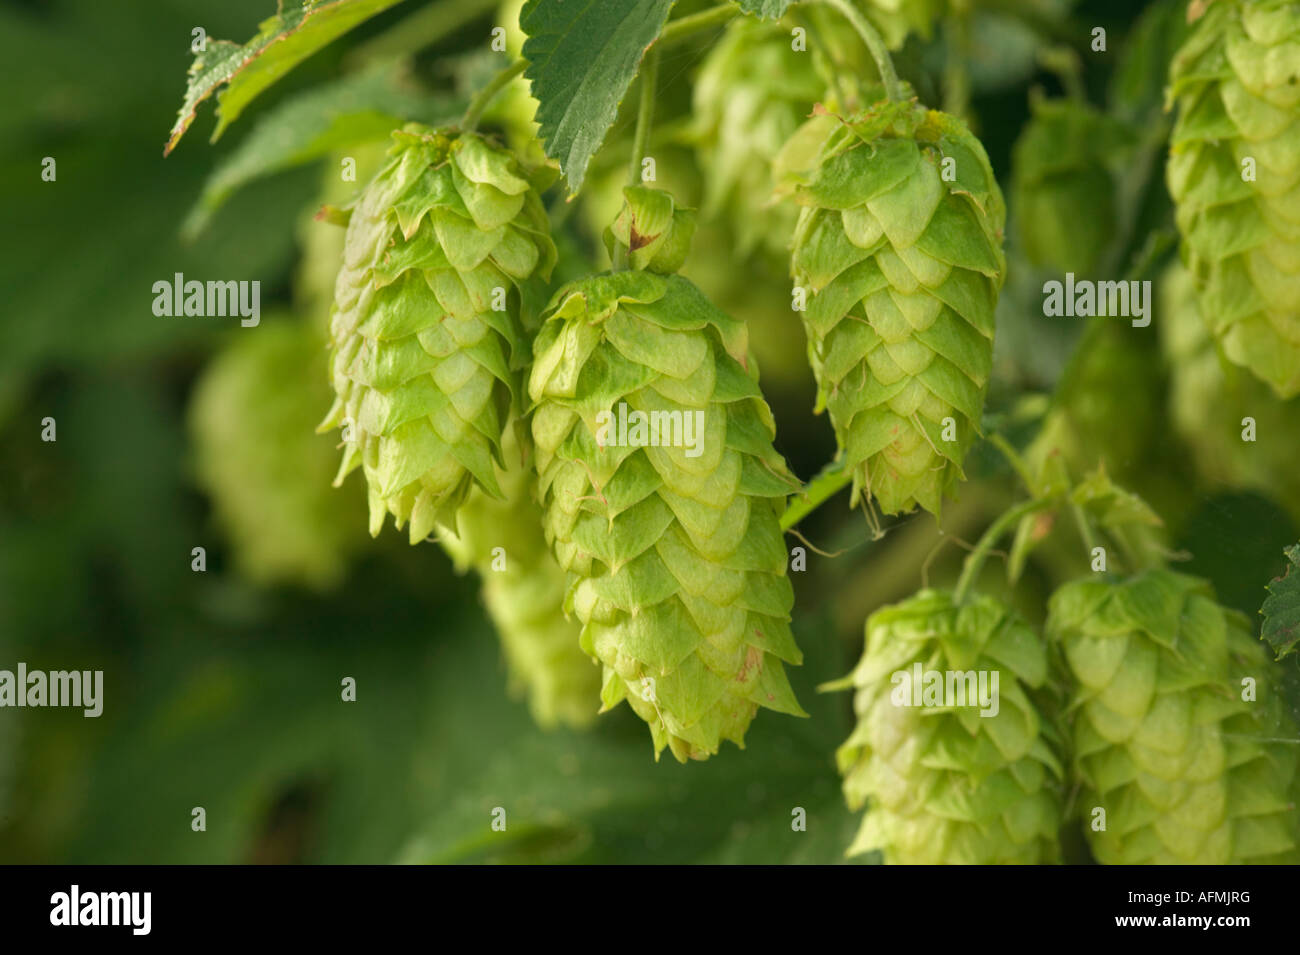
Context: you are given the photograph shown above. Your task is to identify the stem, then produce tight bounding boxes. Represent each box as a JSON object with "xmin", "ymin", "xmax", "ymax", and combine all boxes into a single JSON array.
[
  {"xmin": 943, "ymin": 14, "xmax": 971, "ymax": 118},
  {"xmin": 658, "ymin": 4, "xmax": 737, "ymax": 45},
  {"xmin": 953, "ymin": 498, "xmax": 1054, "ymax": 604},
  {"xmin": 820, "ymin": 0, "xmax": 904, "ymax": 102},
  {"xmin": 614, "ymin": 45, "xmax": 659, "ymax": 270},
  {"xmin": 461, "ymin": 59, "xmax": 528, "ymax": 132},
  {"xmin": 781, "ymin": 460, "xmax": 852, "ymax": 532}
]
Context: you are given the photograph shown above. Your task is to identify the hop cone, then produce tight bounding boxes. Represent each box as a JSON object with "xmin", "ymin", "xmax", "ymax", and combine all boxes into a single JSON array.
[
  {"xmin": 832, "ymin": 589, "xmax": 1065, "ymax": 863},
  {"xmin": 190, "ymin": 318, "xmax": 364, "ymax": 589},
  {"xmin": 1011, "ymin": 96, "xmax": 1131, "ymax": 276},
  {"xmin": 690, "ymin": 18, "xmax": 826, "ymax": 259},
  {"xmin": 776, "ymin": 98, "xmax": 1006, "ymax": 516},
  {"xmin": 320, "ymin": 124, "xmax": 556, "ymax": 542},
  {"xmin": 1166, "ymin": 0, "xmax": 1300, "ymax": 398},
  {"xmin": 437, "ymin": 427, "xmax": 599, "ymax": 730},
  {"xmin": 528, "ymin": 208, "xmax": 805, "ymax": 761},
  {"xmin": 1048, "ymin": 568, "xmax": 1300, "ymax": 864},
  {"xmin": 1160, "ymin": 262, "xmax": 1300, "ymax": 521}
]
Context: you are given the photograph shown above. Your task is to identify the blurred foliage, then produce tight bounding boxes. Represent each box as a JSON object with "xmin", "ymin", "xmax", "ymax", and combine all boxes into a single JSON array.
[{"xmin": 1, "ymin": 0, "xmax": 1298, "ymax": 863}]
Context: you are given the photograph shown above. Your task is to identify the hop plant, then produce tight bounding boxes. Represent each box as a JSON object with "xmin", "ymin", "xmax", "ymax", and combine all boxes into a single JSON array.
[
  {"xmin": 690, "ymin": 18, "xmax": 827, "ymax": 260},
  {"xmin": 437, "ymin": 426, "xmax": 599, "ymax": 730},
  {"xmin": 528, "ymin": 190, "xmax": 805, "ymax": 761},
  {"xmin": 1166, "ymin": 0, "xmax": 1300, "ymax": 399},
  {"xmin": 320, "ymin": 124, "xmax": 556, "ymax": 542},
  {"xmin": 1047, "ymin": 568, "xmax": 1300, "ymax": 864},
  {"xmin": 860, "ymin": 0, "xmax": 943, "ymax": 50},
  {"xmin": 831, "ymin": 589, "xmax": 1065, "ymax": 864},
  {"xmin": 1159, "ymin": 262, "xmax": 1300, "ymax": 522},
  {"xmin": 1010, "ymin": 95, "xmax": 1131, "ymax": 276},
  {"xmin": 776, "ymin": 97, "xmax": 1006, "ymax": 517},
  {"xmin": 189, "ymin": 318, "xmax": 364, "ymax": 590}
]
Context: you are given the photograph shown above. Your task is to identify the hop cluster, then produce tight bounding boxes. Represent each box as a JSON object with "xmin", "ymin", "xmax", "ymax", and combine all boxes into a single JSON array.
[
  {"xmin": 690, "ymin": 18, "xmax": 826, "ymax": 259},
  {"xmin": 1159, "ymin": 262, "xmax": 1300, "ymax": 522},
  {"xmin": 1048, "ymin": 569, "xmax": 1300, "ymax": 864},
  {"xmin": 189, "ymin": 319, "xmax": 363, "ymax": 590},
  {"xmin": 437, "ymin": 428, "xmax": 599, "ymax": 730},
  {"xmin": 834, "ymin": 590, "xmax": 1064, "ymax": 864},
  {"xmin": 528, "ymin": 258, "xmax": 805, "ymax": 762},
  {"xmin": 777, "ymin": 98, "xmax": 1005, "ymax": 516},
  {"xmin": 320, "ymin": 124, "xmax": 556, "ymax": 542},
  {"xmin": 1167, "ymin": 0, "xmax": 1300, "ymax": 398},
  {"xmin": 1011, "ymin": 96, "xmax": 1131, "ymax": 276}
]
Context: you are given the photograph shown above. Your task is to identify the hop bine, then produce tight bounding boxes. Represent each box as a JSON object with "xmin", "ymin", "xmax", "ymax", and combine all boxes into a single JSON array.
[
  {"xmin": 776, "ymin": 96, "xmax": 1006, "ymax": 518},
  {"xmin": 320, "ymin": 124, "xmax": 556, "ymax": 543},
  {"xmin": 528, "ymin": 189, "xmax": 805, "ymax": 762},
  {"xmin": 830, "ymin": 589, "xmax": 1065, "ymax": 864},
  {"xmin": 1048, "ymin": 568, "xmax": 1300, "ymax": 864},
  {"xmin": 1166, "ymin": 0, "xmax": 1300, "ymax": 398}
]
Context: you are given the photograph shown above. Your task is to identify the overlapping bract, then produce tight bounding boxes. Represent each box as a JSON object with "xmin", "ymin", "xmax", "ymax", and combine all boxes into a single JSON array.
[
  {"xmin": 834, "ymin": 590, "xmax": 1064, "ymax": 863},
  {"xmin": 690, "ymin": 18, "xmax": 826, "ymax": 259},
  {"xmin": 320, "ymin": 124, "xmax": 556, "ymax": 542},
  {"xmin": 528, "ymin": 270, "xmax": 805, "ymax": 762},
  {"xmin": 190, "ymin": 318, "xmax": 363, "ymax": 590},
  {"xmin": 1160, "ymin": 262, "xmax": 1300, "ymax": 522},
  {"xmin": 437, "ymin": 428, "xmax": 599, "ymax": 730},
  {"xmin": 1166, "ymin": 0, "xmax": 1300, "ymax": 398},
  {"xmin": 1048, "ymin": 569, "xmax": 1300, "ymax": 864},
  {"xmin": 777, "ymin": 99, "xmax": 1005, "ymax": 516}
]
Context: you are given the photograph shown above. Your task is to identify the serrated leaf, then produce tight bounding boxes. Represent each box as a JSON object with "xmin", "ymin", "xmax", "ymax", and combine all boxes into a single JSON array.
[
  {"xmin": 165, "ymin": 0, "xmax": 409, "ymax": 156},
  {"xmin": 1261, "ymin": 545, "xmax": 1300, "ymax": 660},
  {"xmin": 520, "ymin": 0, "xmax": 673, "ymax": 195},
  {"xmin": 183, "ymin": 60, "xmax": 462, "ymax": 238},
  {"xmin": 733, "ymin": 0, "xmax": 794, "ymax": 19}
]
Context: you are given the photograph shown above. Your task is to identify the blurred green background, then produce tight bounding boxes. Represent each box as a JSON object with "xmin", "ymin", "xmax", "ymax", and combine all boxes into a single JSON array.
[{"xmin": 1, "ymin": 0, "xmax": 1296, "ymax": 864}]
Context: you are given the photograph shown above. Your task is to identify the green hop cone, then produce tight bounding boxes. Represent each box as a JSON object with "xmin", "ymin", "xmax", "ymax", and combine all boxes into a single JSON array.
[
  {"xmin": 1166, "ymin": 0, "xmax": 1300, "ymax": 398},
  {"xmin": 190, "ymin": 318, "xmax": 364, "ymax": 590},
  {"xmin": 1047, "ymin": 568, "xmax": 1300, "ymax": 864},
  {"xmin": 690, "ymin": 18, "xmax": 826, "ymax": 260},
  {"xmin": 1160, "ymin": 262, "xmax": 1300, "ymax": 522},
  {"xmin": 528, "ymin": 196, "xmax": 806, "ymax": 761},
  {"xmin": 437, "ymin": 427, "xmax": 599, "ymax": 730},
  {"xmin": 320, "ymin": 124, "xmax": 556, "ymax": 543},
  {"xmin": 1010, "ymin": 95, "xmax": 1133, "ymax": 276},
  {"xmin": 831, "ymin": 589, "xmax": 1065, "ymax": 863},
  {"xmin": 776, "ymin": 98, "xmax": 1006, "ymax": 517}
]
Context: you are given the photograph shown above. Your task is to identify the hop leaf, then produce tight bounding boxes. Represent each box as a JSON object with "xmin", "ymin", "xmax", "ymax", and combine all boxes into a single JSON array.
[
  {"xmin": 830, "ymin": 589, "xmax": 1065, "ymax": 864},
  {"xmin": 528, "ymin": 269, "xmax": 805, "ymax": 762},
  {"xmin": 320, "ymin": 124, "xmax": 557, "ymax": 543},
  {"xmin": 1166, "ymin": 0, "xmax": 1300, "ymax": 398},
  {"xmin": 1261, "ymin": 544, "xmax": 1300, "ymax": 661},
  {"xmin": 1047, "ymin": 568, "xmax": 1300, "ymax": 864},
  {"xmin": 776, "ymin": 98, "xmax": 1006, "ymax": 517},
  {"xmin": 437, "ymin": 426, "xmax": 600, "ymax": 729},
  {"xmin": 189, "ymin": 318, "xmax": 365, "ymax": 590}
]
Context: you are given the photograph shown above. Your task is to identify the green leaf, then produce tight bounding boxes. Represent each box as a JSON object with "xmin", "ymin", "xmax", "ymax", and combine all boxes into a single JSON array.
[
  {"xmin": 733, "ymin": 0, "xmax": 794, "ymax": 19},
  {"xmin": 182, "ymin": 60, "xmax": 462, "ymax": 238},
  {"xmin": 520, "ymin": 0, "xmax": 673, "ymax": 195},
  {"xmin": 1261, "ymin": 545, "xmax": 1300, "ymax": 660},
  {"xmin": 165, "ymin": 0, "xmax": 410, "ymax": 156}
]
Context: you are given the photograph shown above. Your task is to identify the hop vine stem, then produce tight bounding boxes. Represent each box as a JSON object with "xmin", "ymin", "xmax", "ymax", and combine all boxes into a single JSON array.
[
  {"xmin": 953, "ymin": 497, "xmax": 1055, "ymax": 604},
  {"xmin": 614, "ymin": 44, "xmax": 660, "ymax": 270},
  {"xmin": 461, "ymin": 59, "xmax": 528, "ymax": 132},
  {"xmin": 820, "ymin": 0, "xmax": 904, "ymax": 102}
]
